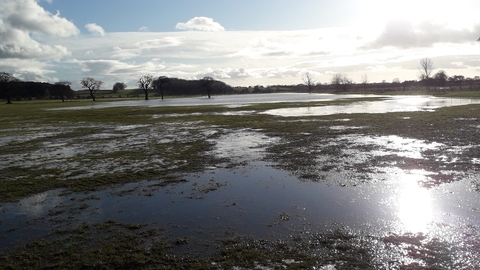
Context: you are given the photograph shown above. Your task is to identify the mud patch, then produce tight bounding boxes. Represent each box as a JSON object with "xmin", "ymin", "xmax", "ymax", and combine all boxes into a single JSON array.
[{"xmin": 208, "ymin": 129, "xmax": 280, "ymax": 165}]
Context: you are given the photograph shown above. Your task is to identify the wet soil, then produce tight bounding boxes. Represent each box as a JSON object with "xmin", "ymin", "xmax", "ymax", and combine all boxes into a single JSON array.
[{"xmin": 1, "ymin": 95, "xmax": 480, "ymax": 269}]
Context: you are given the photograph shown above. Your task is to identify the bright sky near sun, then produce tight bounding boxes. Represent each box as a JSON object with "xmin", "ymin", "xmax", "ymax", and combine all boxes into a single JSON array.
[{"xmin": 1, "ymin": 0, "xmax": 479, "ymax": 89}]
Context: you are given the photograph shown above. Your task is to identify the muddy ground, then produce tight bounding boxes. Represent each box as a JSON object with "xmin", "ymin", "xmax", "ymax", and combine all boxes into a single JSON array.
[{"xmin": 1, "ymin": 95, "xmax": 480, "ymax": 269}]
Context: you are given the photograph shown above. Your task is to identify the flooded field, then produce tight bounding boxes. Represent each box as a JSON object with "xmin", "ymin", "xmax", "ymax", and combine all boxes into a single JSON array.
[{"xmin": 1, "ymin": 94, "xmax": 480, "ymax": 269}]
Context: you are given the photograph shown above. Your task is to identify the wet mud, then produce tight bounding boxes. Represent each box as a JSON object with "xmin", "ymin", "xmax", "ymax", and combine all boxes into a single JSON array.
[{"xmin": 1, "ymin": 94, "xmax": 480, "ymax": 268}]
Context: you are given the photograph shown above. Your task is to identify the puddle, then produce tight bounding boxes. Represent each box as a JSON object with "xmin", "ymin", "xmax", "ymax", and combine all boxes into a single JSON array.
[
  {"xmin": 208, "ymin": 129, "xmax": 280, "ymax": 164},
  {"xmin": 3, "ymin": 94, "xmax": 480, "ymax": 267},
  {"xmin": 0, "ymin": 122, "xmax": 220, "ymax": 181},
  {"xmin": 152, "ymin": 111, "xmax": 255, "ymax": 118},
  {"xmin": 50, "ymin": 93, "xmax": 350, "ymax": 110},
  {"xmin": 1, "ymin": 162, "xmax": 479, "ymax": 264},
  {"xmin": 263, "ymin": 96, "xmax": 480, "ymax": 116}
]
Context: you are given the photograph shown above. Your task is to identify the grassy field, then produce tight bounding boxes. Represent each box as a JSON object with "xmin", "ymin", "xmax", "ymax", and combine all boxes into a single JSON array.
[{"xmin": 1, "ymin": 93, "xmax": 480, "ymax": 268}]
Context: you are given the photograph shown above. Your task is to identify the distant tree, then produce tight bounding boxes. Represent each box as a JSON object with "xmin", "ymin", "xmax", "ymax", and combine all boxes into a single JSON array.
[
  {"xmin": 152, "ymin": 76, "xmax": 170, "ymax": 100},
  {"xmin": 361, "ymin": 74, "xmax": 368, "ymax": 91},
  {"xmin": 302, "ymin": 72, "xmax": 316, "ymax": 93},
  {"xmin": 392, "ymin": 78, "xmax": 401, "ymax": 84},
  {"xmin": 54, "ymin": 81, "xmax": 72, "ymax": 102},
  {"xmin": 138, "ymin": 75, "xmax": 153, "ymax": 100},
  {"xmin": 433, "ymin": 70, "xmax": 448, "ymax": 87},
  {"xmin": 449, "ymin": 75, "xmax": 465, "ymax": 91},
  {"xmin": 0, "ymin": 72, "xmax": 21, "ymax": 104},
  {"xmin": 465, "ymin": 77, "xmax": 475, "ymax": 91},
  {"xmin": 200, "ymin": 76, "xmax": 215, "ymax": 98},
  {"xmin": 80, "ymin": 77, "xmax": 104, "ymax": 101},
  {"xmin": 419, "ymin": 58, "xmax": 434, "ymax": 81},
  {"xmin": 112, "ymin": 82, "xmax": 126, "ymax": 93},
  {"xmin": 331, "ymin": 73, "xmax": 352, "ymax": 92}
]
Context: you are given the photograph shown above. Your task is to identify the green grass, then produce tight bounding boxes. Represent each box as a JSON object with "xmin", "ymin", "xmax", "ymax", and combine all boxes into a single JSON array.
[
  {"xmin": 1, "ymin": 220, "xmax": 458, "ymax": 269},
  {"xmin": 1, "ymin": 95, "xmax": 480, "ymax": 202},
  {"xmin": 1, "ymin": 94, "xmax": 479, "ymax": 268}
]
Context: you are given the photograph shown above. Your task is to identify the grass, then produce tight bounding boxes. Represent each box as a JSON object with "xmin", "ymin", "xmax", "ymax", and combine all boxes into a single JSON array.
[
  {"xmin": 1, "ymin": 93, "xmax": 480, "ymax": 268},
  {"xmin": 1, "ymin": 220, "xmax": 460, "ymax": 269},
  {"xmin": 1, "ymin": 96, "xmax": 479, "ymax": 201}
]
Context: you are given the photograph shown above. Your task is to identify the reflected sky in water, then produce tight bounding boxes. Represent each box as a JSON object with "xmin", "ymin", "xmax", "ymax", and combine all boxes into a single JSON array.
[
  {"xmin": 3, "ymin": 94, "xmax": 480, "ymax": 265},
  {"xmin": 264, "ymin": 96, "xmax": 480, "ymax": 116}
]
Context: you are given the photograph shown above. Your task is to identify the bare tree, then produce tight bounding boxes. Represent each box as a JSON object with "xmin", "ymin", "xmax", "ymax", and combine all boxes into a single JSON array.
[
  {"xmin": 80, "ymin": 77, "xmax": 104, "ymax": 101},
  {"xmin": 152, "ymin": 76, "xmax": 170, "ymax": 100},
  {"xmin": 331, "ymin": 73, "xmax": 352, "ymax": 92},
  {"xmin": 0, "ymin": 72, "xmax": 20, "ymax": 104},
  {"xmin": 361, "ymin": 74, "xmax": 368, "ymax": 91},
  {"xmin": 302, "ymin": 72, "xmax": 316, "ymax": 93},
  {"xmin": 54, "ymin": 81, "xmax": 72, "ymax": 102},
  {"xmin": 138, "ymin": 75, "xmax": 153, "ymax": 100},
  {"xmin": 419, "ymin": 58, "xmax": 434, "ymax": 81},
  {"xmin": 200, "ymin": 76, "xmax": 215, "ymax": 98}
]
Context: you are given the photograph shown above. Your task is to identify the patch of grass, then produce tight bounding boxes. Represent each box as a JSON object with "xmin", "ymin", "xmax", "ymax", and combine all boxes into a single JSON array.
[
  {"xmin": 3, "ymin": 220, "xmax": 462, "ymax": 269},
  {"xmin": 2, "ymin": 97, "xmax": 479, "ymax": 201}
]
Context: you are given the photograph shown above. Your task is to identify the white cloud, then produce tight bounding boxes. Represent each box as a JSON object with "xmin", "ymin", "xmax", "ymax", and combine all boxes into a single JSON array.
[
  {"xmin": 196, "ymin": 67, "xmax": 257, "ymax": 80},
  {"xmin": 139, "ymin": 26, "xmax": 148, "ymax": 32},
  {"xmin": 133, "ymin": 37, "xmax": 182, "ymax": 49},
  {"xmin": 71, "ymin": 58, "xmax": 168, "ymax": 88},
  {"xmin": 0, "ymin": 58, "xmax": 58, "ymax": 82},
  {"xmin": 85, "ymin": 23, "xmax": 105, "ymax": 36},
  {"xmin": 176, "ymin": 17, "xmax": 225, "ymax": 32},
  {"xmin": 0, "ymin": 0, "xmax": 79, "ymax": 59},
  {"xmin": 364, "ymin": 19, "xmax": 480, "ymax": 49},
  {"xmin": 110, "ymin": 36, "xmax": 183, "ymax": 59}
]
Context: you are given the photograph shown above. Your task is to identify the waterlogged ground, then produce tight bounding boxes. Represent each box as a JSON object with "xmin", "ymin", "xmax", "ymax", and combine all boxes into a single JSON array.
[{"xmin": 1, "ymin": 94, "xmax": 480, "ymax": 269}]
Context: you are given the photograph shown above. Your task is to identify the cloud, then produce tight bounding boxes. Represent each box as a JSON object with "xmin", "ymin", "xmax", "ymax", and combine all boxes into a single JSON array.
[
  {"xmin": 234, "ymin": 37, "xmax": 294, "ymax": 58},
  {"xmin": 0, "ymin": 58, "xmax": 58, "ymax": 82},
  {"xmin": 72, "ymin": 58, "xmax": 167, "ymax": 82},
  {"xmin": 196, "ymin": 67, "xmax": 256, "ymax": 80},
  {"xmin": 364, "ymin": 19, "xmax": 480, "ymax": 49},
  {"xmin": 133, "ymin": 37, "xmax": 182, "ymax": 48},
  {"xmin": 110, "ymin": 36, "xmax": 183, "ymax": 59},
  {"xmin": 2, "ymin": 1, "xmax": 79, "ymax": 37},
  {"xmin": 139, "ymin": 26, "xmax": 148, "ymax": 32},
  {"xmin": 176, "ymin": 17, "xmax": 225, "ymax": 32},
  {"xmin": 0, "ymin": 0, "xmax": 79, "ymax": 59},
  {"xmin": 85, "ymin": 23, "xmax": 105, "ymax": 36}
]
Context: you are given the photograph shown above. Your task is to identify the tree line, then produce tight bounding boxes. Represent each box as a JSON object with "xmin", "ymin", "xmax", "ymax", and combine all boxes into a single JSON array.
[
  {"xmin": 0, "ymin": 72, "xmax": 235, "ymax": 103},
  {"xmin": 1, "ymin": 58, "xmax": 479, "ymax": 104},
  {"xmin": 0, "ymin": 72, "xmax": 74, "ymax": 103},
  {"xmin": 298, "ymin": 58, "xmax": 480, "ymax": 93},
  {"xmin": 80, "ymin": 75, "xmax": 234, "ymax": 101}
]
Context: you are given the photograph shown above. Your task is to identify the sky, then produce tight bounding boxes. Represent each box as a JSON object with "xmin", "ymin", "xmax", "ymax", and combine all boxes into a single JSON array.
[{"xmin": 1, "ymin": 0, "xmax": 479, "ymax": 90}]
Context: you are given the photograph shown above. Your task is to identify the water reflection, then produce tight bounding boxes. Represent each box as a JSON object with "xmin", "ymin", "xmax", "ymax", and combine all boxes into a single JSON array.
[
  {"xmin": 264, "ymin": 96, "xmax": 480, "ymax": 117},
  {"xmin": 397, "ymin": 174, "xmax": 433, "ymax": 233}
]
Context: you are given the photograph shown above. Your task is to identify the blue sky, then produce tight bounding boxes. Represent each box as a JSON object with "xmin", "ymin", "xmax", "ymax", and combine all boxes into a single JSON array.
[
  {"xmin": 1, "ymin": 0, "xmax": 479, "ymax": 89},
  {"xmin": 40, "ymin": 0, "xmax": 362, "ymax": 31}
]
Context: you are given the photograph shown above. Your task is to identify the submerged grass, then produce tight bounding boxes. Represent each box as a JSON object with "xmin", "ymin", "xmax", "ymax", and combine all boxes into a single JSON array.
[
  {"xmin": 1, "ymin": 94, "xmax": 480, "ymax": 268},
  {"xmin": 1, "ymin": 97, "xmax": 479, "ymax": 200},
  {"xmin": 1, "ymin": 220, "xmax": 464, "ymax": 269}
]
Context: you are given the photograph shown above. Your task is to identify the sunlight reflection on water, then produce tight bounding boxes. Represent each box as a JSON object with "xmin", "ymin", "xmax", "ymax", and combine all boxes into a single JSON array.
[
  {"xmin": 397, "ymin": 174, "xmax": 433, "ymax": 233},
  {"xmin": 264, "ymin": 96, "xmax": 480, "ymax": 116}
]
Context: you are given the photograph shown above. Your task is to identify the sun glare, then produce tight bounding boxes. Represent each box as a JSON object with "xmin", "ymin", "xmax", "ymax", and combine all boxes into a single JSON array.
[
  {"xmin": 362, "ymin": 0, "xmax": 473, "ymax": 25},
  {"xmin": 397, "ymin": 174, "xmax": 433, "ymax": 233}
]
